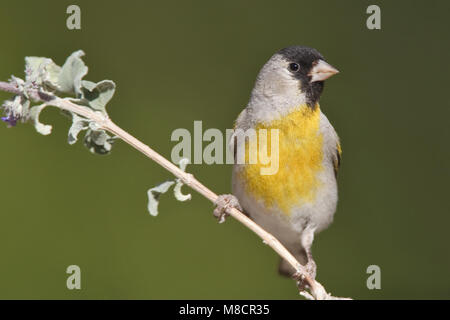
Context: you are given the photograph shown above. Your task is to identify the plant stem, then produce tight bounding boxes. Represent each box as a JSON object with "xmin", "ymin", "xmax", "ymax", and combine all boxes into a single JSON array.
[{"xmin": 0, "ymin": 81, "xmax": 348, "ymax": 299}]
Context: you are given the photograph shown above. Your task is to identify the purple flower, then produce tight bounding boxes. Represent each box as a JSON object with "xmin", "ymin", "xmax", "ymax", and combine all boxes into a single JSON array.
[{"xmin": 1, "ymin": 115, "xmax": 18, "ymax": 127}]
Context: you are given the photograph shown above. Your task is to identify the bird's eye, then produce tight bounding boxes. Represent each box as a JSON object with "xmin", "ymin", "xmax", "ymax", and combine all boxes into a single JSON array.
[{"xmin": 289, "ymin": 63, "xmax": 300, "ymax": 72}]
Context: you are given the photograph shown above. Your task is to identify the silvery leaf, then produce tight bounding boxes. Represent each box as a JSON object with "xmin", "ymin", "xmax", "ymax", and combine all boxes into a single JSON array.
[
  {"xmin": 80, "ymin": 80, "xmax": 115, "ymax": 113},
  {"xmin": 147, "ymin": 181, "xmax": 175, "ymax": 216},
  {"xmin": 28, "ymin": 103, "xmax": 52, "ymax": 135},
  {"xmin": 84, "ymin": 128, "xmax": 115, "ymax": 155},
  {"xmin": 173, "ymin": 179, "xmax": 191, "ymax": 202},
  {"xmin": 58, "ymin": 50, "xmax": 88, "ymax": 96},
  {"xmin": 68, "ymin": 113, "xmax": 89, "ymax": 145},
  {"xmin": 25, "ymin": 57, "xmax": 61, "ymax": 91},
  {"xmin": 173, "ymin": 159, "xmax": 191, "ymax": 201}
]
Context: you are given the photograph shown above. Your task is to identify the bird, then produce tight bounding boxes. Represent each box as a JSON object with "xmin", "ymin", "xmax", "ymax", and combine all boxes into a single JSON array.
[{"xmin": 214, "ymin": 45, "xmax": 341, "ymax": 283}]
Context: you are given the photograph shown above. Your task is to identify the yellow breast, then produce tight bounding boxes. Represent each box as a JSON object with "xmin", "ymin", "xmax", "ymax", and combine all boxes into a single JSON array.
[{"xmin": 238, "ymin": 104, "xmax": 324, "ymax": 216}]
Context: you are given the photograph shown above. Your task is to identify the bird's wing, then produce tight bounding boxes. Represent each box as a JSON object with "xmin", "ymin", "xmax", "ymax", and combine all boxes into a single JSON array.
[{"xmin": 333, "ymin": 142, "xmax": 342, "ymax": 178}]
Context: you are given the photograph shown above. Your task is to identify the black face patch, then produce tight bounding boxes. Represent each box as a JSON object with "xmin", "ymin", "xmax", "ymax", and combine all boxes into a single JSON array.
[{"xmin": 278, "ymin": 46, "xmax": 326, "ymax": 108}]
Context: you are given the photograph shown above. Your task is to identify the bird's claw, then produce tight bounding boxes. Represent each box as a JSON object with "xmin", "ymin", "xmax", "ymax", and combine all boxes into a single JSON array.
[
  {"xmin": 293, "ymin": 260, "xmax": 317, "ymax": 292},
  {"xmin": 213, "ymin": 194, "xmax": 242, "ymax": 223},
  {"xmin": 292, "ymin": 271, "xmax": 309, "ymax": 291},
  {"xmin": 305, "ymin": 260, "xmax": 317, "ymax": 280}
]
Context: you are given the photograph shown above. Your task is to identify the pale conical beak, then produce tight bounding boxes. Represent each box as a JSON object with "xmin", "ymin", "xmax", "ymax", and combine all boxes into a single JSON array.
[{"xmin": 308, "ymin": 59, "xmax": 339, "ymax": 82}]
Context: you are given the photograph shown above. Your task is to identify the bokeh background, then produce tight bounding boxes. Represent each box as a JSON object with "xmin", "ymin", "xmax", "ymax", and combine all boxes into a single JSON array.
[{"xmin": 0, "ymin": 0, "xmax": 448, "ymax": 299}]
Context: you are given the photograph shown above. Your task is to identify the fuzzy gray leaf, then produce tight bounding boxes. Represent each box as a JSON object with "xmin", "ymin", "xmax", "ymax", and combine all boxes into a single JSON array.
[
  {"xmin": 84, "ymin": 129, "xmax": 115, "ymax": 155},
  {"xmin": 28, "ymin": 103, "xmax": 52, "ymax": 135},
  {"xmin": 173, "ymin": 179, "xmax": 191, "ymax": 202},
  {"xmin": 58, "ymin": 50, "xmax": 88, "ymax": 95},
  {"xmin": 173, "ymin": 159, "xmax": 191, "ymax": 201},
  {"xmin": 68, "ymin": 114, "xmax": 89, "ymax": 145},
  {"xmin": 147, "ymin": 181, "xmax": 175, "ymax": 216},
  {"xmin": 80, "ymin": 80, "xmax": 115, "ymax": 113},
  {"xmin": 25, "ymin": 57, "xmax": 61, "ymax": 91}
]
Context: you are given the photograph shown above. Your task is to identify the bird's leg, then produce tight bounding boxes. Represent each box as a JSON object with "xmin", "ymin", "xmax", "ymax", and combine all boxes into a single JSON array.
[
  {"xmin": 294, "ymin": 226, "xmax": 317, "ymax": 290},
  {"xmin": 301, "ymin": 225, "xmax": 317, "ymax": 279},
  {"xmin": 213, "ymin": 194, "xmax": 242, "ymax": 223}
]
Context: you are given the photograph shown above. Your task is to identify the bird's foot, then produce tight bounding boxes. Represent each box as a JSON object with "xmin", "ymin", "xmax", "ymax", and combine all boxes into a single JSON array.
[
  {"xmin": 305, "ymin": 259, "xmax": 317, "ymax": 280},
  {"xmin": 213, "ymin": 194, "xmax": 242, "ymax": 223},
  {"xmin": 293, "ymin": 259, "xmax": 317, "ymax": 291}
]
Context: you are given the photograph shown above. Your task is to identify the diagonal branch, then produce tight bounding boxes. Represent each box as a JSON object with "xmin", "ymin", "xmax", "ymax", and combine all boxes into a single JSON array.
[{"xmin": 0, "ymin": 81, "xmax": 350, "ymax": 300}]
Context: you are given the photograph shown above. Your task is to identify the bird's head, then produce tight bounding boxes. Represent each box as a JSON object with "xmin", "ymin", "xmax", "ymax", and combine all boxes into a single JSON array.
[{"xmin": 252, "ymin": 46, "xmax": 339, "ymax": 108}]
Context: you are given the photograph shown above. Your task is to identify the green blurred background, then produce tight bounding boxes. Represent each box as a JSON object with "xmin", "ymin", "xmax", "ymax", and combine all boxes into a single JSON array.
[{"xmin": 0, "ymin": 0, "xmax": 448, "ymax": 299}]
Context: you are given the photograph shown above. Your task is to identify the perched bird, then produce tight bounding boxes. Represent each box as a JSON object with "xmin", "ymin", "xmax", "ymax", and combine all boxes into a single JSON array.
[{"xmin": 214, "ymin": 46, "xmax": 341, "ymax": 281}]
